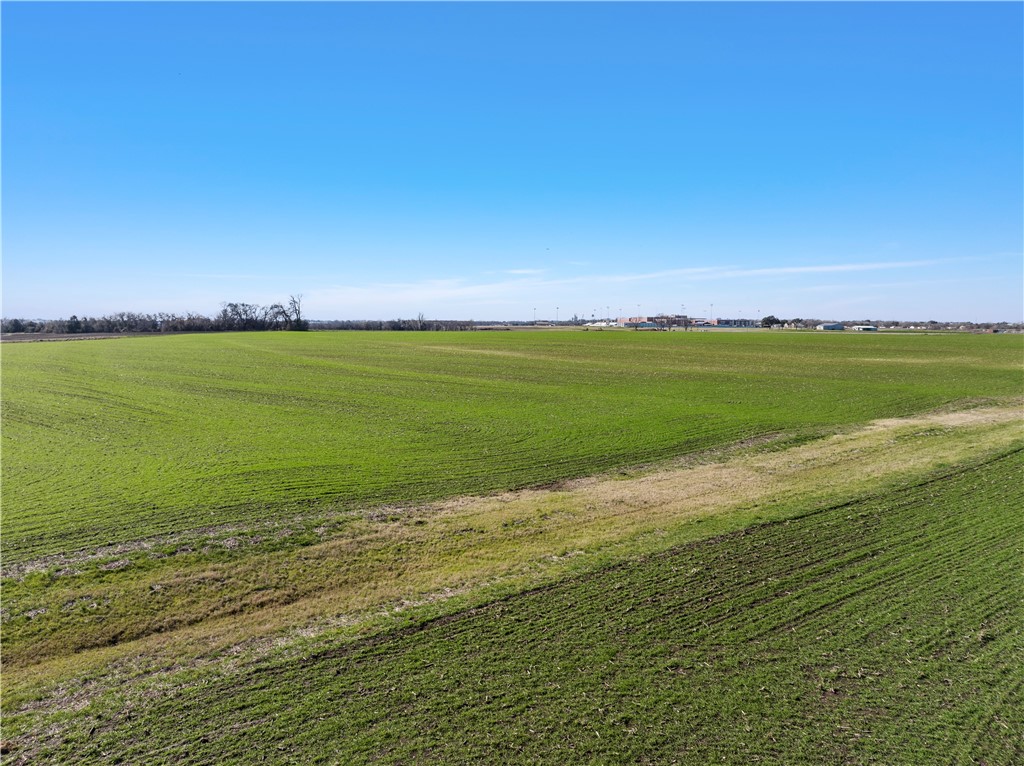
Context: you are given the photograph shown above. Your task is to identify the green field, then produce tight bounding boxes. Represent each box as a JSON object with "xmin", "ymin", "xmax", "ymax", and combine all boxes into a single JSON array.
[
  {"xmin": 2, "ymin": 330, "xmax": 1022, "ymax": 764},
  {"xmin": 3, "ymin": 330, "xmax": 1020, "ymax": 561}
]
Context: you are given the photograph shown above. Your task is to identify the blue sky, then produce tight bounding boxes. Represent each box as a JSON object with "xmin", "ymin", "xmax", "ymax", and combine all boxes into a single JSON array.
[{"xmin": 3, "ymin": 2, "xmax": 1021, "ymax": 322}]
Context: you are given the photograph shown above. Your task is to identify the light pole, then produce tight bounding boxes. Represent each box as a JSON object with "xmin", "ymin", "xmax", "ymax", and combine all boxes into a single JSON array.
[
  {"xmin": 533, "ymin": 307, "xmax": 536, "ymax": 322},
  {"xmin": 556, "ymin": 306, "xmax": 559, "ymax": 323}
]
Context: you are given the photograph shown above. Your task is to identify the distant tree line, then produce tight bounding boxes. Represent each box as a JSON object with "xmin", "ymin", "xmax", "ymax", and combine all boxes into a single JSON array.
[
  {"xmin": 2, "ymin": 296, "xmax": 309, "ymax": 335},
  {"xmin": 4, "ymin": 306, "xmax": 1018, "ymax": 336},
  {"xmin": 311, "ymin": 314, "xmax": 474, "ymax": 331},
  {"xmin": 759, "ymin": 316, "xmax": 1022, "ymax": 331}
]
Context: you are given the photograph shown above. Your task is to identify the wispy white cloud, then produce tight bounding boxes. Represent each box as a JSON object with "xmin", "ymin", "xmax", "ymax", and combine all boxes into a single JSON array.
[
  {"xmin": 182, "ymin": 256, "xmax": 970, "ymax": 293},
  {"xmin": 300, "ymin": 255, "xmax": 998, "ymax": 319},
  {"xmin": 525, "ymin": 258, "xmax": 952, "ymax": 288},
  {"xmin": 714, "ymin": 259, "xmax": 947, "ymax": 278}
]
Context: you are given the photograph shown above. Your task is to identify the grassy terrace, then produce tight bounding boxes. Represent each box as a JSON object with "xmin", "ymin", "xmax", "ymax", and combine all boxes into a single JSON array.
[{"xmin": 2, "ymin": 330, "xmax": 1022, "ymax": 763}]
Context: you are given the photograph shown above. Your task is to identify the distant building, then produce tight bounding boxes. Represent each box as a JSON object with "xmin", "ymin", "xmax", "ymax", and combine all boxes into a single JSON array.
[
  {"xmin": 617, "ymin": 316, "xmax": 657, "ymax": 328},
  {"xmin": 710, "ymin": 318, "xmax": 757, "ymax": 328},
  {"xmin": 851, "ymin": 325, "xmax": 878, "ymax": 332},
  {"xmin": 816, "ymin": 323, "xmax": 845, "ymax": 331}
]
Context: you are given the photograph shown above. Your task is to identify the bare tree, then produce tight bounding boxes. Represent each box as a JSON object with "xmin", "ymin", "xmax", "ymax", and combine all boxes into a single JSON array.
[{"xmin": 287, "ymin": 294, "xmax": 308, "ymax": 330}]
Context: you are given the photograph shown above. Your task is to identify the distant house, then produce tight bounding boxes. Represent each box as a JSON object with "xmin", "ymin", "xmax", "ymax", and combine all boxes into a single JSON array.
[
  {"xmin": 851, "ymin": 325, "xmax": 878, "ymax": 332},
  {"xmin": 816, "ymin": 323, "xmax": 845, "ymax": 331}
]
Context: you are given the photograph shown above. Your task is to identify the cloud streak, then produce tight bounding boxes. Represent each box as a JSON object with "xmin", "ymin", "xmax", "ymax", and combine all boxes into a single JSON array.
[{"xmin": 302, "ymin": 257, "xmax": 971, "ymax": 318}]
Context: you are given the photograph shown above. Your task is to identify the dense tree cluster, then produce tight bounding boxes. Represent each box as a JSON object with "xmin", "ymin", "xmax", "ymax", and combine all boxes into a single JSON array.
[{"xmin": 214, "ymin": 297, "xmax": 308, "ymax": 331}]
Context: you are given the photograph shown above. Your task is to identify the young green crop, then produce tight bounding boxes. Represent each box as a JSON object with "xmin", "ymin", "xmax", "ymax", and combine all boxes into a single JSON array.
[
  {"xmin": 3, "ymin": 330, "xmax": 1020, "ymax": 562},
  {"xmin": 13, "ymin": 447, "xmax": 1022, "ymax": 765}
]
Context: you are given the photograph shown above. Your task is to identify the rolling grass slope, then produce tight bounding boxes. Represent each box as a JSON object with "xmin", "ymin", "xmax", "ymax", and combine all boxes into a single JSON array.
[
  {"xmin": 11, "ymin": 446, "xmax": 1022, "ymax": 765},
  {"xmin": 3, "ymin": 330, "xmax": 1020, "ymax": 561}
]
